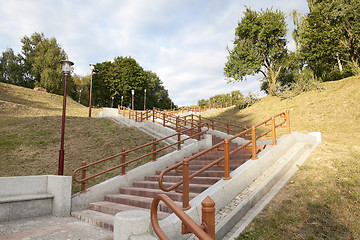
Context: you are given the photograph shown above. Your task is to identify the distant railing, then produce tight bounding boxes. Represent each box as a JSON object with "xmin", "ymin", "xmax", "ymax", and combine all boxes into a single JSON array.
[
  {"xmin": 151, "ymin": 194, "xmax": 215, "ymax": 240},
  {"xmin": 158, "ymin": 110, "xmax": 290, "ymax": 209},
  {"xmin": 118, "ymin": 106, "xmax": 248, "ymax": 138},
  {"xmin": 72, "ymin": 121, "xmax": 210, "ymax": 192}
]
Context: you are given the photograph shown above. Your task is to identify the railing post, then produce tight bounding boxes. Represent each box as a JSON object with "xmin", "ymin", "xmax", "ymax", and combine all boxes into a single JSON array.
[
  {"xmin": 153, "ymin": 109, "xmax": 155, "ymax": 122},
  {"xmin": 135, "ymin": 111, "xmax": 138, "ymax": 122},
  {"xmin": 128, "ymin": 109, "xmax": 131, "ymax": 119},
  {"xmin": 118, "ymin": 105, "xmax": 120, "ymax": 114},
  {"xmin": 197, "ymin": 125, "xmax": 201, "ymax": 141},
  {"xmin": 152, "ymin": 138, "xmax": 157, "ymax": 161},
  {"xmin": 286, "ymin": 110, "xmax": 290, "ymax": 134},
  {"xmin": 176, "ymin": 116, "xmax": 179, "ymax": 132},
  {"xmin": 177, "ymin": 132, "xmax": 181, "ymax": 150},
  {"xmin": 202, "ymin": 196, "xmax": 215, "ymax": 240},
  {"xmin": 251, "ymin": 126, "xmax": 258, "ymax": 160},
  {"xmin": 140, "ymin": 111, "xmax": 143, "ymax": 122},
  {"xmin": 121, "ymin": 148, "xmax": 126, "ymax": 175},
  {"xmin": 163, "ymin": 113, "xmax": 166, "ymax": 127},
  {"xmin": 226, "ymin": 122, "xmax": 230, "ymax": 134},
  {"xmin": 212, "ymin": 119, "xmax": 215, "ymax": 130},
  {"xmin": 182, "ymin": 158, "xmax": 190, "ymax": 210},
  {"xmin": 81, "ymin": 161, "xmax": 87, "ymax": 192},
  {"xmin": 271, "ymin": 116, "xmax": 277, "ymax": 145},
  {"xmin": 224, "ymin": 139, "xmax": 231, "ymax": 180},
  {"xmin": 122, "ymin": 107, "xmax": 125, "ymax": 116}
]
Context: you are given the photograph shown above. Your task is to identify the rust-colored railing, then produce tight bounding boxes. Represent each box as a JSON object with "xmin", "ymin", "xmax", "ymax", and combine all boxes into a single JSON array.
[
  {"xmin": 73, "ymin": 122, "xmax": 210, "ymax": 192},
  {"xmin": 151, "ymin": 194, "xmax": 215, "ymax": 240},
  {"xmin": 118, "ymin": 106, "xmax": 248, "ymax": 139},
  {"xmin": 158, "ymin": 110, "xmax": 290, "ymax": 209}
]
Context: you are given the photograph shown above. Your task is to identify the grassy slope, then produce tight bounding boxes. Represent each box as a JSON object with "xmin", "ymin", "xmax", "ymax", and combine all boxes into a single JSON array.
[
  {"xmin": 204, "ymin": 76, "xmax": 360, "ymax": 239},
  {"xmin": 0, "ymin": 83, "xmax": 170, "ymax": 193}
]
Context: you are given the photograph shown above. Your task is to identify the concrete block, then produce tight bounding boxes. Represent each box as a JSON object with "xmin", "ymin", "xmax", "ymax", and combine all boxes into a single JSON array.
[
  {"xmin": 0, "ymin": 175, "xmax": 47, "ymax": 196},
  {"xmin": 126, "ymin": 162, "xmax": 157, "ymax": 184},
  {"xmin": 114, "ymin": 210, "xmax": 153, "ymax": 240},
  {"xmin": 47, "ymin": 175, "xmax": 72, "ymax": 217}
]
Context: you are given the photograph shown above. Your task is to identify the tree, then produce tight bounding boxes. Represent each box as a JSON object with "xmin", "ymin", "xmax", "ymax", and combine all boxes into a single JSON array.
[
  {"xmin": 224, "ymin": 7, "xmax": 288, "ymax": 95},
  {"xmin": 300, "ymin": 0, "xmax": 360, "ymax": 79},
  {"xmin": 21, "ymin": 32, "xmax": 72, "ymax": 94},
  {"xmin": 92, "ymin": 56, "xmax": 173, "ymax": 109},
  {"xmin": 0, "ymin": 48, "xmax": 30, "ymax": 87}
]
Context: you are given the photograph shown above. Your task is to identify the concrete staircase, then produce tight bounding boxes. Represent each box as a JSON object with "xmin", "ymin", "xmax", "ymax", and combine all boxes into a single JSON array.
[{"xmin": 72, "ymin": 135, "xmax": 262, "ymax": 231}]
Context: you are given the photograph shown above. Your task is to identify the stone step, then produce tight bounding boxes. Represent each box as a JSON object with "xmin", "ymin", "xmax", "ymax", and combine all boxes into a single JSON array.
[
  {"xmin": 133, "ymin": 181, "xmax": 212, "ymax": 193},
  {"xmin": 72, "ymin": 209, "xmax": 114, "ymax": 231},
  {"xmin": 145, "ymin": 175, "xmax": 220, "ymax": 185},
  {"xmin": 157, "ymin": 170, "xmax": 228, "ymax": 178},
  {"xmin": 88, "ymin": 201, "xmax": 170, "ymax": 220},
  {"xmin": 118, "ymin": 187, "xmax": 197, "ymax": 202},
  {"xmin": 104, "ymin": 193, "xmax": 181, "ymax": 213}
]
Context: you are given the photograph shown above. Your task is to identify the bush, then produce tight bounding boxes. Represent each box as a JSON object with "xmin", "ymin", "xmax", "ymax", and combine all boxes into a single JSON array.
[
  {"xmin": 277, "ymin": 70, "xmax": 324, "ymax": 99},
  {"xmin": 237, "ymin": 92, "xmax": 258, "ymax": 109}
]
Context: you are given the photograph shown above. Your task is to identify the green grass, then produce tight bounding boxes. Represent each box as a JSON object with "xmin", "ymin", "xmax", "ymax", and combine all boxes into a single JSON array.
[
  {"xmin": 0, "ymin": 83, "xmax": 172, "ymax": 193},
  {"xmin": 203, "ymin": 76, "xmax": 360, "ymax": 239}
]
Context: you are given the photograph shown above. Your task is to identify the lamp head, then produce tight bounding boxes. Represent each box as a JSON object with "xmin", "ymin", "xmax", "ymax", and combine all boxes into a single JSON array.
[{"xmin": 60, "ymin": 60, "xmax": 74, "ymax": 74}]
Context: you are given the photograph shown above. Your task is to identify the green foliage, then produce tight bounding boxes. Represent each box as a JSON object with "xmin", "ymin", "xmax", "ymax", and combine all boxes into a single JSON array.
[
  {"xmin": 197, "ymin": 90, "xmax": 257, "ymax": 110},
  {"xmin": 225, "ymin": 7, "xmax": 288, "ymax": 95},
  {"xmin": 300, "ymin": 0, "xmax": 360, "ymax": 80},
  {"xmin": 92, "ymin": 57, "xmax": 172, "ymax": 109},
  {"xmin": 21, "ymin": 32, "xmax": 72, "ymax": 95},
  {"xmin": 0, "ymin": 48, "xmax": 30, "ymax": 87}
]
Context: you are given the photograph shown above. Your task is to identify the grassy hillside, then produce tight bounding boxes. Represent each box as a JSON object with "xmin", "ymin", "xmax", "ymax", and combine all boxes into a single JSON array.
[
  {"xmin": 0, "ymin": 83, "xmax": 170, "ymax": 193},
  {"xmin": 204, "ymin": 76, "xmax": 360, "ymax": 239}
]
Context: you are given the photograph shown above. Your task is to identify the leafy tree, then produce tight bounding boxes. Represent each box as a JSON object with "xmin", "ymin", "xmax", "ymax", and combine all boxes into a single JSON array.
[
  {"xmin": 300, "ymin": 0, "xmax": 360, "ymax": 79},
  {"xmin": 224, "ymin": 7, "xmax": 288, "ymax": 95},
  {"xmin": 92, "ymin": 57, "xmax": 173, "ymax": 109},
  {"xmin": 0, "ymin": 48, "xmax": 31, "ymax": 87},
  {"xmin": 21, "ymin": 32, "xmax": 73, "ymax": 94}
]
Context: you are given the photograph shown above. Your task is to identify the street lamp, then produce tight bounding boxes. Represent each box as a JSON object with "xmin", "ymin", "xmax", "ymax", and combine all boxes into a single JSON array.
[
  {"xmin": 131, "ymin": 90, "xmax": 135, "ymax": 110},
  {"xmin": 121, "ymin": 95, "xmax": 123, "ymax": 107},
  {"xmin": 58, "ymin": 60, "xmax": 74, "ymax": 175},
  {"xmin": 89, "ymin": 64, "xmax": 95, "ymax": 118},
  {"xmin": 144, "ymin": 89, "xmax": 146, "ymax": 111},
  {"xmin": 111, "ymin": 96, "xmax": 114, "ymax": 108}
]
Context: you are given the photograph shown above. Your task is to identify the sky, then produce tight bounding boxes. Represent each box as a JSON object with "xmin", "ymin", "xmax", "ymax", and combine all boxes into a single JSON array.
[{"xmin": 0, "ymin": 0, "xmax": 309, "ymax": 106}]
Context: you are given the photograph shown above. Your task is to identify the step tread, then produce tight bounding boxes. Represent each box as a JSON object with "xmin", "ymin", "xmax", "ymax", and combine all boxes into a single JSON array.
[
  {"xmin": 89, "ymin": 201, "xmax": 170, "ymax": 220},
  {"xmin": 71, "ymin": 209, "xmax": 114, "ymax": 231}
]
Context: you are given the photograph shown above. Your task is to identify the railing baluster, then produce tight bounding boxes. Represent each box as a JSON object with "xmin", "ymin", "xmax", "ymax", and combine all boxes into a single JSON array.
[
  {"xmin": 224, "ymin": 139, "xmax": 231, "ymax": 180},
  {"xmin": 121, "ymin": 148, "xmax": 126, "ymax": 175},
  {"xmin": 152, "ymin": 138, "xmax": 157, "ymax": 161},
  {"xmin": 202, "ymin": 196, "xmax": 215, "ymax": 239},
  {"xmin": 182, "ymin": 158, "xmax": 190, "ymax": 210},
  {"xmin": 81, "ymin": 161, "xmax": 87, "ymax": 192},
  {"xmin": 271, "ymin": 116, "xmax": 277, "ymax": 145},
  {"xmin": 178, "ymin": 132, "xmax": 181, "ymax": 150},
  {"xmin": 251, "ymin": 126, "xmax": 258, "ymax": 160}
]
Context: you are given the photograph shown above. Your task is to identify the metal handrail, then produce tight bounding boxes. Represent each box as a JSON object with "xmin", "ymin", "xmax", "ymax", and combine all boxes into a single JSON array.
[
  {"xmin": 72, "ymin": 121, "xmax": 210, "ymax": 192},
  {"xmin": 151, "ymin": 194, "xmax": 215, "ymax": 240},
  {"xmin": 158, "ymin": 110, "xmax": 290, "ymax": 209}
]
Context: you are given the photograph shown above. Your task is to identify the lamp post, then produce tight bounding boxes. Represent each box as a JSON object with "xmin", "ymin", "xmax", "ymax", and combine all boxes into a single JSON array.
[
  {"xmin": 121, "ymin": 95, "xmax": 123, "ymax": 107},
  {"xmin": 111, "ymin": 96, "xmax": 114, "ymax": 108},
  {"xmin": 58, "ymin": 60, "xmax": 74, "ymax": 175},
  {"xmin": 144, "ymin": 89, "xmax": 146, "ymax": 111},
  {"xmin": 131, "ymin": 90, "xmax": 135, "ymax": 110},
  {"xmin": 89, "ymin": 64, "xmax": 95, "ymax": 117}
]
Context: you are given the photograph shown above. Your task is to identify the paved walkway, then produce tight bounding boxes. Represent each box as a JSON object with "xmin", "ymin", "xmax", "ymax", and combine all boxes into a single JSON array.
[{"xmin": 0, "ymin": 215, "xmax": 112, "ymax": 240}]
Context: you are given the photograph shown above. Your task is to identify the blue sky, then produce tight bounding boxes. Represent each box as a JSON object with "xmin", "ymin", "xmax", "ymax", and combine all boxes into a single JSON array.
[{"xmin": 0, "ymin": 0, "xmax": 309, "ymax": 106}]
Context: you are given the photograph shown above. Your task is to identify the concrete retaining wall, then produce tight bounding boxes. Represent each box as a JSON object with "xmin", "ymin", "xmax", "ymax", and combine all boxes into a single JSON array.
[{"xmin": 0, "ymin": 175, "xmax": 72, "ymax": 221}]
